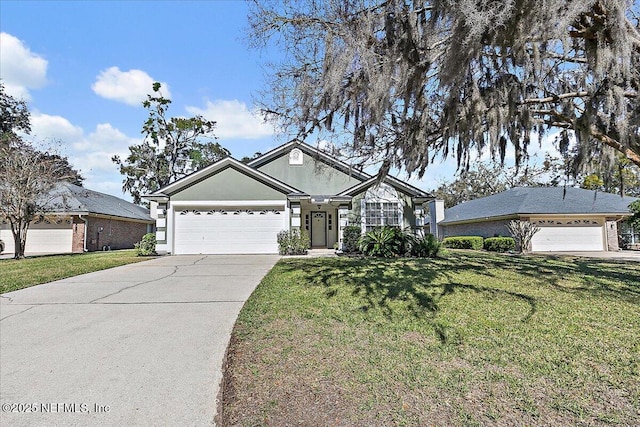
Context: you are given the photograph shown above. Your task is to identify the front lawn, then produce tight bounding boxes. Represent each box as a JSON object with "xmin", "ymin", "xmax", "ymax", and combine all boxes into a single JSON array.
[
  {"xmin": 0, "ymin": 250, "xmax": 152, "ymax": 293},
  {"xmin": 220, "ymin": 251, "xmax": 640, "ymax": 426}
]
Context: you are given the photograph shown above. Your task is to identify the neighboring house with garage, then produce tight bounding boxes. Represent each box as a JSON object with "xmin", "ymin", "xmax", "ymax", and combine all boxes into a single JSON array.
[
  {"xmin": 144, "ymin": 141, "xmax": 432, "ymax": 255},
  {"xmin": 0, "ymin": 182, "xmax": 154, "ymax": 254},
  {"xmin": 432, "ymin": 187, "xmax": 637, "ymax": 252}
]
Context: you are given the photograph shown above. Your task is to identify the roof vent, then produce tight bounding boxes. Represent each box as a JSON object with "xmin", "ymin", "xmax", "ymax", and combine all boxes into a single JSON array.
[{"xmin": 289, "ymin": 148, "xmax": 303, "ymax": 165}]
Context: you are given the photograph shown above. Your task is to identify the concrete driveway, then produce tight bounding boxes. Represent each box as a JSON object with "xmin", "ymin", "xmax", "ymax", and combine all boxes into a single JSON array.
[
  {"xmin": 0, "ymin": 255, "xmax": 279, "ymax": 426},
  {"xmin": 542, "ymin": 250, "xmax": 640, "ymax": 261}
]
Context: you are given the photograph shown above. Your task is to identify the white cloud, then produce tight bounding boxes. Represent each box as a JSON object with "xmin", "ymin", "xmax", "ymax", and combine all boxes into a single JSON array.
[
  {"xmin": 185, "ymin": 99, "xmax": 275, "ymax": 139},
  {"xmin": 30, "ymin": 112, "xmax": 84, "ymax": 143},
  {"xmin": 23, "ymin": 113, "xmax": 139, "ymax": 199},
  {"xmin": 92, "ymin": 66, "xmax": 170, "ymax": 106},
  {"xmin": 60, "ymin": 123, "xmax": 139, "ymax": 174},
  {"xmin": 68, "ymin": 147, "xmax": 132, "ymax": 201},
  {"xmin": 29, "ymin": 114, "xmax": 139, "ymax": 155},
  {"xmin": 0, "ymin": 32, "xmax": 48, "ymax": 100},
  {"xmin": 65, "ymin": 129, "xmax": 137, "ymax": 200},
  {"xmin": 70, "ymin": 151, "xmax": 123, "ymax": 173},
  {"xmin": 62, "ymin": 123, "xmax": 140, "ymax": 199},
  {"xmin": 74, "ymin": 123, "xmax": 141, "ymax": 152}
]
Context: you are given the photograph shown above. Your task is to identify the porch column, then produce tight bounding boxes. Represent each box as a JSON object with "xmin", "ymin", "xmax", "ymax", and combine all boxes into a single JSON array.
[
  {"xmin": 290, "ymin": 202, "xmax": 301, "ymax": 231},
  {"xmin": 605, "ymin": 218, "xmax": 619, "ymax": 251},
  {"xmin": 413, "ymin": 202, "xmax": 426, "ymax": 229},
  {"xmin": 428, "ymin": 199, "xmax": 445, "ymax": 239},
  {"xmin": 155, "ymin": 202, "xmax": 168, "ymax": 253},
  {"xmin": 338, "ymin": 205, "xmax": 349, "ymax": 251}
]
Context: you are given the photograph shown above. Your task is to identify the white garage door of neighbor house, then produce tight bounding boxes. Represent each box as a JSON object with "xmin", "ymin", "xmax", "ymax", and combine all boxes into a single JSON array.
[
  {"xmin": 530, "ymin": 219, "xmax": 604, "ymax": 252},
  {"xmin": 0, "ymin": 221, "xmax": 73, "ymax": 254},
  {"xmin": 173, "ymin": 208, "xmax": 285, "ymax": 254}
]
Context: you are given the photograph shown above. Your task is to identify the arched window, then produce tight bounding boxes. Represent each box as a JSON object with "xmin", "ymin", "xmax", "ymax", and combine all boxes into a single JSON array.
[{"xmin": 361, "ymin": 184, "xmax": 402, "ymax": 231}]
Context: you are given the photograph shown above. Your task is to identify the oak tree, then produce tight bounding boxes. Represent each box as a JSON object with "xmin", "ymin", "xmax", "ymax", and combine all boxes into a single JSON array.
[
  {"xmin": 248, "ymin": 0, "xmax": 640, "ymax": 180},
  {"xmin": 113, "ymin": 82, "xmax": 230, "ymax": 204}
]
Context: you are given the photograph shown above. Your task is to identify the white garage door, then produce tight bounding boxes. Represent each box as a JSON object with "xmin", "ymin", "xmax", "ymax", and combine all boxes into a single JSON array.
[
  {"xmin": 0, "ymin": 220, "xmax": 73, "ymax": 254},
  {"xmin": 530, "ymin": 218, "xmax": 604, "ymax": 252},
  {"xmin": 173, "ymin": 207, "xmax": 285, "ymax": 254}
]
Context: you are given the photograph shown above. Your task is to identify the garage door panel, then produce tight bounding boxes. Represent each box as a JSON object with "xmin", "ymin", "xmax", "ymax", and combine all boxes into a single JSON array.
[
  {"xmin": 0, "ymin": 228, "xmax": 14, "ymax": 253},
  {"xmin": 530, "ymin": 219, "xmax": 604, "ymax": 252},
  {"xmin": 173, "ymin": 208, "xmax": 284, "ymax": 255},
  {"xmin": 25, "ymin": 229, "xmax": 73, "ymax": 253},
  {"xmin": 1, "ymin": 221, "xmax": 72, "ymax": 254}
]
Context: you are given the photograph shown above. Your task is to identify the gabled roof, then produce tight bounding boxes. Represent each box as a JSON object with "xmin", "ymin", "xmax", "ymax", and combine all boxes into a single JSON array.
[
  {"xmin": 339, "ymin": 175, "xmax": 433, "ymax": 199},
  {"xmin": 248, "ymin": 140, "xmax": 372, "ymax": 182},
  {"xmin": 145, "ymin": 157, "xmax": 302, "ymax": 198},
  {"xmin": 46, "ymin": 182, "xmax": 153, "ymax": 222},
  {"xmin": 441, "ymin": 187, "xmax": 637, "ymax": 225}
]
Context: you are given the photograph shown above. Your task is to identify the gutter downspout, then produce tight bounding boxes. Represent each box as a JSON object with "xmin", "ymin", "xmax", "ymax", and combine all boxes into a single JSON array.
[{"xmin": 79, "ymin": 214, "xmax": 89, "ymax": 252}]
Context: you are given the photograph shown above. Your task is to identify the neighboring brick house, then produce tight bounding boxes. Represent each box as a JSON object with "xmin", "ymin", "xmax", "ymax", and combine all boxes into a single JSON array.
[
  {"xmin": 0, "ymin": 183, "xmax": 154, "ymax": 254},
  {"xmin": 431, "ymin": 187, "xmax": 637, "ymax": 252}
]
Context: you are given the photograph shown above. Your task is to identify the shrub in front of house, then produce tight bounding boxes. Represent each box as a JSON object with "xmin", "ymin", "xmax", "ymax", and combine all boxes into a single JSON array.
[
  {"xmin": 410, "ymin": 233, "xmax": 442, "ymax": 258},
  {"xmin": 135, "ymin": 233, "xmax": 157, "ymax": 256},
  {"xmin": 277, "ymin": 229, "xmax": 310, "ymax": 255},
  {"xmin": 484, "ymin": 237, "xmax": 516, "ymax": 252},
  {"xmin": 292, "ymin": 229, "xmax": 311, "ymax": 254},
  {"xmin": 277, "ymin": 230, "xmax": 290, "ymax": 254},
  {"xmin": 358, "ymin": 226, "xmax": 411, "ymax": 257},
  {"xmin": 342, "ymin": 225, "xmax": 362, "ymax": 253},
  {"xmin": 442, "ymin": 236, "xmax": 484, "ymax": 250}
]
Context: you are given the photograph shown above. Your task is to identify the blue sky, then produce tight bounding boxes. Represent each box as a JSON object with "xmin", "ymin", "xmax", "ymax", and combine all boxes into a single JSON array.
[{"xmin": 1, "ymin": 0, "xmax": 558, "ymax": 202}]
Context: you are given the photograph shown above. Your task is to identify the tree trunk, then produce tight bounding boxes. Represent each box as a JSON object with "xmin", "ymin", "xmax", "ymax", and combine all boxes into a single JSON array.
[
  {"xmin": 10, "ymin": 220, "xmax": 28, "ymax": 259},
  {"xmin": 619, "ymin": 162, "xmax": 625, "ymax": 197}
]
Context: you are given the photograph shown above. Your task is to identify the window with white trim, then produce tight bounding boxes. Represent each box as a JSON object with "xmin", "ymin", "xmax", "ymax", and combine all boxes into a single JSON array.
[
  {"xmin": 619, "ymin": 222, "xmax": 639, "ymax": 247},
  {"xmin": 361, "ymin": 184, "xmax": 403, "ymax": 232}
]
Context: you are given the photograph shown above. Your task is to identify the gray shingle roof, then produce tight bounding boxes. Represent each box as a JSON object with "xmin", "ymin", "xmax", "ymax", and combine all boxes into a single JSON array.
[
  {"xmin": 45, "ymin": 183, "xmax": 153, "ymax": 222},
  {"xmin": 441, "ymin": 187, "xmax": 637, "ymax": 224}
]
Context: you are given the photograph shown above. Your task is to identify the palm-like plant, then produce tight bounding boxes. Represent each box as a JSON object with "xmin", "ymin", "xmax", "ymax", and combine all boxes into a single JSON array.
[
  {"xmin": 358, "ymin": 226, "xmax": 410, "ymax": 257},
  {"xmin": 410, "ymin": 233, "xmax": 442, "ymax": 258}
]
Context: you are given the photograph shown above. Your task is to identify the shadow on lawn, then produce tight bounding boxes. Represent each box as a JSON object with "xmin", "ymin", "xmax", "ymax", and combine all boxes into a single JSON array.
[
  {"xmin": 472, "ymin": 253, "xmax": 640, "ymax": 303},
  {"xmin": 277, "ymin": 252, "xmax": 639, "ymax": 325}
]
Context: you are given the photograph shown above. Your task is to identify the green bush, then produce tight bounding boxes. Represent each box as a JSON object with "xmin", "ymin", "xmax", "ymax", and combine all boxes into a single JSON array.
[
  {"xmin": 358, "ymin": 226, "xmax": 410, "ymax": 257},
  {"xmin": 277, "ymin": 230, "xmax": 289, "ymax": 255},
  {"xmin": 135, "ymin": 233, "xmax": 157, "ymax": 256},
  {"xmin": 342, "ymin": 225, "xmax": 362, "ymax": 253},
  {"xmin": 442, "ymin": 236, "xmax": 484, "ymax": 250},
  {"xmin": 277, "ymin": 229, "xmax": 310, "ymax": 255},
  {"xmin": 410, "ymin": 233, "xmax": 442, "ymax": 258},
  {"xmin": 292, "ymin": 229, "xmax": 311, "ymax": 254},
  {"xmin": 484, "ymin": 237, "xmax": 516, "ymax": 252}
]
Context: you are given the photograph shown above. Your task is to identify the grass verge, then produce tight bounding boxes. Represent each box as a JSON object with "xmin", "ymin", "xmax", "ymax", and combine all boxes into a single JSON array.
[
  {"xmin": 0, "ymin": 250, "xmax": 152, "ymax": 293},
  {"xmin": 221, "ymin": 251, "xmax": 640, "ymax": 426}
]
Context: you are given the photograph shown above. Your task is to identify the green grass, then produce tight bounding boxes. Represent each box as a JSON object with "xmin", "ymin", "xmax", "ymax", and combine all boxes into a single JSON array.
[
  {"xmin": 221, "ymin": 251, "xmax": 640, "ymax": 426},
  {"xmin": 0, "ymin": 250, "xmax": 152, "ymax": 293}
]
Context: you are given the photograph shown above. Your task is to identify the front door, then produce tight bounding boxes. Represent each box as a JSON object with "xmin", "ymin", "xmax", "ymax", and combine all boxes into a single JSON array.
[{"xmin": 311, "ymin": 212, "xmax": 327, "ymax": 247}]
